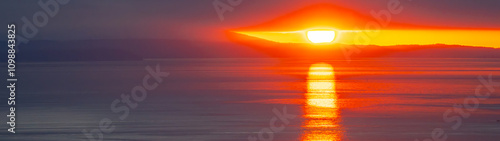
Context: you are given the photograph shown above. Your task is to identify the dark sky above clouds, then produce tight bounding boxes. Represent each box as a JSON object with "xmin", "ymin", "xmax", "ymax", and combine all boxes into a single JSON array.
[{"xmin": 1, "ymin": 0, "xmax": 499, "ymax": 41}]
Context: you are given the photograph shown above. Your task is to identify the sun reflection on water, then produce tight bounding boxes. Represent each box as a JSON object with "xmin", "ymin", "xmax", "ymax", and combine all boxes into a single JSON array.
[{"xmin": 302, "ymin": 63, "xmax": 343, "ymax": 141}]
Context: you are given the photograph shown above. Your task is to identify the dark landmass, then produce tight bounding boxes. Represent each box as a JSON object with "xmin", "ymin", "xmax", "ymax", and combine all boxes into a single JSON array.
[
  {"xmin": 1, "ymin": 39, "xmax": 264, "ymax": 62},
  {"xmin": 1, "ymin": 39, "xmax": 499, "ymax": 62}
]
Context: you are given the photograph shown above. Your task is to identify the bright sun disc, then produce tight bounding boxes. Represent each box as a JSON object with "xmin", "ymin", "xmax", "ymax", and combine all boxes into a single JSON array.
[{"xmin": 307, "ymin": 30, "xmax": 336, "ymax": 43}]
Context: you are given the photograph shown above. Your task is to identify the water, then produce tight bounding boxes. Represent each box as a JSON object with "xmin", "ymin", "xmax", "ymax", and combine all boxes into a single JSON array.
[{"xmin": 1, "ymin": 58, "xmax": 500, "ymax": 141}]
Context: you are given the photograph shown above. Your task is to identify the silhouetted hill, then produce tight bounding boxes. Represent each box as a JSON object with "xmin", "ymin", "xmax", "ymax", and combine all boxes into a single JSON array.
[
  {"xmin": 1, "ymin": 39, "xmax": 265, "ymax": 62},
  {"xmin": 1, "ymin": 39, "xmax": 498, "ymax": 62}
]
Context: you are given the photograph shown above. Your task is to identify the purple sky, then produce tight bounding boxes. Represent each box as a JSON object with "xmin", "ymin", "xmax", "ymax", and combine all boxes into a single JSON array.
[{"xmin": 2, "ymin": 0, "xmax": 500, "ymax": 41}]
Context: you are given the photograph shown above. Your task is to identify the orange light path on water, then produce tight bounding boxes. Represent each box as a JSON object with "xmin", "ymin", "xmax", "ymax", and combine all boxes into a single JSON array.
[
  {"xmin": 234, "ymin": 30, "xmax": 500, "ymax": 48},
  {"xmin": 302, "ymin": 63, "xmax": 343, "ymax": 141}
]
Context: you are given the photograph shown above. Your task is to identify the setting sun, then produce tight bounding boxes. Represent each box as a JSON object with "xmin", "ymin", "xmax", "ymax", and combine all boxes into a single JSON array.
[{"xmin": 306, "ymin": 30, "xmax": 336, "ymax": 43}]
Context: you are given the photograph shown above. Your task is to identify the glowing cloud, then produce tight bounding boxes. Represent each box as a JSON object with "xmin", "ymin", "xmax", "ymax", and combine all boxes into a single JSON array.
[{"xmin": 229, "ymin": 4, "xmax": 500, "ymax": 48}]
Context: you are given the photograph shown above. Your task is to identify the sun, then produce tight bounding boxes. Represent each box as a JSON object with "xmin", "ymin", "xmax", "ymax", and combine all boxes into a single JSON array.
[{"xmin": 306, "ymin": 30, "xmax": 337, "ymax": 43}]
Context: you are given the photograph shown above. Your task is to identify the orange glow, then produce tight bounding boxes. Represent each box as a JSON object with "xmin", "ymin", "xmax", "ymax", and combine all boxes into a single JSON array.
[
  {"xmin": 229, "ymin": 4, "xmax": 500, "ymax": 48},
  {"xmin": 338, "ymin": 30, "xmax": 500, "ymax": 48},
  {"xmin": 234, "ymin": 30, "xmax": 500, "ymax": 48},
  {"xmin": 233, "ymin": 31, "xmax": 307, "ymax": 43},
  {"xmin": 302, "ymin": 63, "xmax": 343, "ymax": 141}
]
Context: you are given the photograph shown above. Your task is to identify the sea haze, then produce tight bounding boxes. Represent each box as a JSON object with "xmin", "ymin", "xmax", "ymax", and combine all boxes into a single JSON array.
[{"xmin": 0, "ymin": 58, "xmax": 499, "ymax": 141}]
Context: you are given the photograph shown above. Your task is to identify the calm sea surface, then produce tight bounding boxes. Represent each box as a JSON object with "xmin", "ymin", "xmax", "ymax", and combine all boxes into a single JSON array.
[{"xmin": 1, "ymin": 58, "xmax": 500, "ymax": 141}]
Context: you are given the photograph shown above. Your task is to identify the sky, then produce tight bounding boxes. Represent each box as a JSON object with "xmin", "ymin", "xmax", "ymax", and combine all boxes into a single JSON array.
[{"xmin": 1, "ymin": 0, "xmax": 500, "ymax": 42}]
